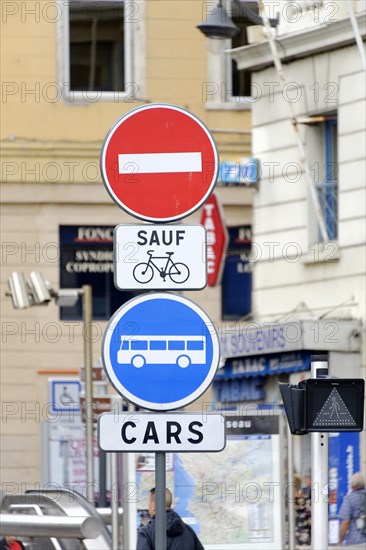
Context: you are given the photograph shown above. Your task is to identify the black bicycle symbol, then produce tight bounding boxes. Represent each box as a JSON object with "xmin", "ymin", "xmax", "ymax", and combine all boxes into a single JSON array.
[{"xmin": 133, "ymin": 250, "xmax": 190, "ymax": 284}]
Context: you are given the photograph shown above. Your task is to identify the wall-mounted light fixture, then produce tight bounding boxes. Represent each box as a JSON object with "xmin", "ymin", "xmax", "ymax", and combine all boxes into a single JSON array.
[
  {"xmin": 197, "ymin": 0, "xmax": 278, "ymax": 40},
  {"xmin": 197, "ymin": 0, "xmax": 240, "ymax": 39}
]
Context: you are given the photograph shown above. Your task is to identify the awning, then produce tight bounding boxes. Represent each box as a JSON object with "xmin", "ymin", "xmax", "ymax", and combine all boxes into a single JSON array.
[{"xmin": 219, "ymin": 319, "xmax": 361, "ymax": 359}]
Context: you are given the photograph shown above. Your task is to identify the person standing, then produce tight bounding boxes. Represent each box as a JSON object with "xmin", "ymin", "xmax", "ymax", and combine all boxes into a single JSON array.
[
  {"xmin": 137, "ymin": 487, "xmax": 204, "ymax": 550},
  {"xmin": 338, "ymin": 472, "xmax": 366, "ymax": 546}
]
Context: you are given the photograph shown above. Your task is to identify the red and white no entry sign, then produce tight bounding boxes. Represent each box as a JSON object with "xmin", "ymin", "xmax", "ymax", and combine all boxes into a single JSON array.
[{"xmin": 100, "ymin": 104, "xmax": 219, "ymax": 222}]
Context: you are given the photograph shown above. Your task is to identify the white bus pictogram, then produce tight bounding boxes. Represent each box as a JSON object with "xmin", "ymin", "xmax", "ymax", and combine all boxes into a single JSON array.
[{"xmin": 117, "ymin": 335, "xmax": 206, "ymax": 369}]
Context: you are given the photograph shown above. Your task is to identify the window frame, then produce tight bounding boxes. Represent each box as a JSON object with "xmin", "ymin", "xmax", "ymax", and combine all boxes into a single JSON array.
[
  {"xmin": 205, "ymin": 0, "xmax": 254, "ymax": 110},
  {"xmin": 306, "ymin": 115, "xmax": 339, "ymax": 247},
  {"xmin": 227, "ymin": 0, "xmax": 255, "ymax": 101},
  {"xmin": 315, "ymin": 118, "xmax": 338, "ymax": 242},
  {"xmin": 61, "ymin": 0, "xmax": 133, "ymax": 102},
  {"xmin": 324, "ymin": 119, "xmax": 338, "ymax": 240}
]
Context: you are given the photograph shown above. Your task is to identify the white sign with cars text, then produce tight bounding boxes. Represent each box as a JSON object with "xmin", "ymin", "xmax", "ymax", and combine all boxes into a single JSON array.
[{"xmin": 98, "ymin": 413, "xmax": 226, "ymax": 452}]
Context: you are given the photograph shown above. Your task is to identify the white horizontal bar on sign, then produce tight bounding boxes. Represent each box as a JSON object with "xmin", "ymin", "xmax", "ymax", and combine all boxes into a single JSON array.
[{"xmin": 118, "ymin": 152, "xmax": 202, "ymax": 174}]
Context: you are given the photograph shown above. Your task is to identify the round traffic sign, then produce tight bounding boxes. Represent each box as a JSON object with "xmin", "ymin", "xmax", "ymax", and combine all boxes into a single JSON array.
[
  {"xmin": 100, "ymin": 104, "xmax": 218, "ymax": 222},
  {"xmin": 102, "ymin": 293, "xmax": 220, "ymax": 410}
]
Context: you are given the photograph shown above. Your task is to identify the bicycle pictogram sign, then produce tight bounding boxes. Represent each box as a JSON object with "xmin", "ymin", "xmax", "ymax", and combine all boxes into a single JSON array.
[
  {"xmin": 114, "ymin": 224, "xmax": 207, "ymax": 291},
  {"xmin": 133, "ymin": 250, "xmax": 190, "ymax": 284}
]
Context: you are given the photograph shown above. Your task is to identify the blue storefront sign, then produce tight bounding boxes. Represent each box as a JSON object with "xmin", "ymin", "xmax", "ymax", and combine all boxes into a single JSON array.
[
  {"xmin": 218, "ymin": 159, "xmax": 258, "ymax": 185},
  {"xmin": 102, "ymin": 293, "xmax": 220, "ymax": 410},
  {"xmin": 217, "ymin": 351, "xmax": 310, "ymax": 379},
  {"xmin": 214, "ymin": 352, "xmax": 310, "ymax": 403}
]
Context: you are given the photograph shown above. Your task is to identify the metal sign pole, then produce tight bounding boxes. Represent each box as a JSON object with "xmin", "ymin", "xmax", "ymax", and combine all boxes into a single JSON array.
[
  {"xmin": 287, "ymin": 425, "xmax": 296, "ymax": 550},
  {"xmin": 99, "ymin": 450, "xmax": 107, "ymax": 507},
  {"xmin": 155, "ymin": 451, "xmax": 166, "ymax": 550},
  {"xmin": 311, "ymin": 354, "xmax": 329, "ymax": 550},
  {"xmin": 81, "ymin": 284, "xmax": 94, "ymax": 503},
  {"xmin": 122, "ymin": 403, "xmax": 137, "ymax": 549},
  {"xmin": 110, "ymin": 452, "xmax": 119, "ymax": 550}
]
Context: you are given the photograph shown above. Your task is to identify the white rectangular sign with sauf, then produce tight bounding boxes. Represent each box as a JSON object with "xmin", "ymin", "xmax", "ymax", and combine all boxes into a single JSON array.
[
  {"xmin": 114, "ymin": 224, "xmax": 207, "ymax": 290},
  {"xmin": 98, "ymin": 413, "xmax": 226, "ymax": 452}
]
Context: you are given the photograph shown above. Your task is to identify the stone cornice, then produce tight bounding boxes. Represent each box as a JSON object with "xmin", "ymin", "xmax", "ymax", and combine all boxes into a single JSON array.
[{"xmin": 228, "ymin": 13, "xmax": 366, "ymax": 72}]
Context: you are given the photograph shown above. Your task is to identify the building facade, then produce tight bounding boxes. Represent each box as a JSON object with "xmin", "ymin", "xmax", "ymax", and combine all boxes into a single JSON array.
[
  {"xmin": 1, "ymin": 0, "xmax": 255, "ymax": 489},
  {"xmin": 227, "ymin": 0, "xmax": 365, "ymax": 535}
]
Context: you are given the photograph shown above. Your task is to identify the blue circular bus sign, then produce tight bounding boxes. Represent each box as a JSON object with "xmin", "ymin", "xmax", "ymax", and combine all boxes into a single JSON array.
[{"xmin": 102, "ymin": 293, "xmax": 220, "ymax": 410}]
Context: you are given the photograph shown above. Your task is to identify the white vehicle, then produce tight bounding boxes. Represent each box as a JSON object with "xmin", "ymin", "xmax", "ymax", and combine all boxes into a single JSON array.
[{"xmin": 117, "ymin": 335, "xmax": 206, "ymax": 368}]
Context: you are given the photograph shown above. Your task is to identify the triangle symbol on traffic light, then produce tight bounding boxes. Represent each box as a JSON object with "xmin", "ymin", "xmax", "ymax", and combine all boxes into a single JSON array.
[{"xmin": 313, "ymin": 388, "xmax": 356, "ymax": 427}]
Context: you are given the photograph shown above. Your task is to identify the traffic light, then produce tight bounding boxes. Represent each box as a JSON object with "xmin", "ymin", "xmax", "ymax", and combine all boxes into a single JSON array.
[
  {"xmin": 305, "ymin": 378, "xmax": 364, "ymax": 432},
  {"xmin": 279, "ymin": 381, "xmax": 307, "ymax": 435},
  {"xmin": 279, "ymin": 378, "xmax": 364, "ymax": 434}
]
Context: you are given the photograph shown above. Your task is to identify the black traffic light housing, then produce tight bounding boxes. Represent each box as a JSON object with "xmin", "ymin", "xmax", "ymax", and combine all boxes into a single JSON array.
[
  {"xmin": 280, "ymin": 378, "xmax": 364, "ymax": 435},
  {"xmin": 279, "ymin": 381, "xmax": 307, "ymax": 435}
]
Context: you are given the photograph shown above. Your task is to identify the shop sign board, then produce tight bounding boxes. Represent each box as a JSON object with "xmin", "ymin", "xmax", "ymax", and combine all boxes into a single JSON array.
[{"xmin": 200, "ymin": 193, "xmax": 228, "ymax": 286}]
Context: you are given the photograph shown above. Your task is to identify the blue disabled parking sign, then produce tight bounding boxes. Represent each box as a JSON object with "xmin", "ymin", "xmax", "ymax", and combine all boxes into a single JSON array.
[{"xmin": 102, "ymin": 293, "xmax": 220, "ymax": 410}]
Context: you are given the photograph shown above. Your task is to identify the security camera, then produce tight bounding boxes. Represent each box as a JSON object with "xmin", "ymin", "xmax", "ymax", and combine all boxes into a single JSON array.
[
  {"xmin": 7, "ymin": 272, "xmax": 31, "ymax": 309},
  {"xmin": 56, "ymin": 289, "xmax": 79, "ymax": 308},
  {"xmin": 27, "ymin": 271, "xmax": 52, "ymax": 305}
]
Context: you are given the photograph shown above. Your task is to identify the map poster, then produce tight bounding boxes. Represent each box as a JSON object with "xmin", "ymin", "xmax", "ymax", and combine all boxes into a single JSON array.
[
  {"xmin": 136, "ymin": 412, "xmax": 285, "ymax": 550},
  {"xmin": 136, "ymin": 452, "xmax": 174, "ymax": 472}
]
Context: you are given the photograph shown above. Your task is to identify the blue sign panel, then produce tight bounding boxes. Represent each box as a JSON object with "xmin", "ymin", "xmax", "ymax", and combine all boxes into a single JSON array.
[
  {"xmin": 214, "ymin": 352, "xmax": 310, "ymax": 403},
  {"xmin": 214, "ymin": 377, "xmax": 266, "ymax": 403},
  {"xmin": 218, "ymin": 159, "xmax": 258, "ymax": 185},
  {"xmin": 328, "ymin": 432, "xmax": 360, "ymax": 518},
  {"xmin": 102, "ymin": 293, "xmax": 220, "ymax": 410},
  {"xmin": 50, "ymin": 380, "xmax": 81, "ymax": 413},
  {"xmin": 216, "ymin": 352, "xmax": 311, "ymax": 379}
]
